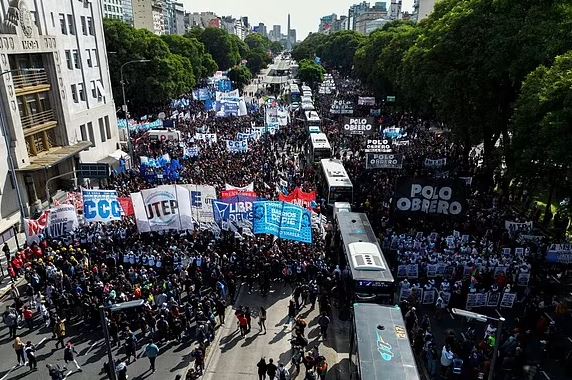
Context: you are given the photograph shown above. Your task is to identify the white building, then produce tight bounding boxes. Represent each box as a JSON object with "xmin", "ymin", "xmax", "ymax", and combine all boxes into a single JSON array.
[
  {"xmin": 102, "ymin": 0, "xmax": 124, "ymax": 20},
  {"xmin": 413, "ymin": 0, "xmax": 436, "ymax": 22},
  {"xmin": 0, "ymin": 0, "xmax": 120, "ymax": 240}
]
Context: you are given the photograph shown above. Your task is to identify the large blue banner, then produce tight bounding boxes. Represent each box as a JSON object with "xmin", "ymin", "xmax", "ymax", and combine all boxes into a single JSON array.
[
  {"xmin": 212, "ymin": 195, "xmax": 257, "ymax": 224},
  {"xmin": 218, "ymin": 79, "xmax": 233, "ymax": 92},
  {"xmin": 82, "ymin": 189, "xmax": 123, "ymax": 223},
  {"xmin": 253, "ymin": 201, "xmax": 313, "ymax": 244}
]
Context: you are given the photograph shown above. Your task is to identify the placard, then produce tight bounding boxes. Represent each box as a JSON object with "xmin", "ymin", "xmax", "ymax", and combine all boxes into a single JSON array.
[
  {"xmin": 365, "ymin": 139, "xmax": 391, "ymax": 153},
  {"xmin": 440, "ymin": 292, "xmax": 451, "ymax": 307},
  {"xmin": 392, "ymin": 178, "xmax": 467, "ymax": 216},
  {"xmin": 397, "ymin": 265, "xmax": 407, "ymax": 278},
  {"xmin": 494, "ymin": 266, "xmax": 508, "ymax": 277},
  {"xmin": 476, "ymin": 293, "xmax": 488, "ymax": 307},
  {"xmin": 487, "ymin": 292, "xmax": 501, "ymax": 307},
  {"xmin": 406, "ymin": 264, "xmax": 418, "ymax": 278},
  {"xmin": 422, "ymin": 289, "xmax": 436, "ymax": 305},
  {"xmin": 517, "ymin": 272, "xmax": 530, "ymax": 286},
  {"xmin": 500, "ymin": 292, "xmax": 516, "ymax": 308},
  {"xmin": 426, "ymin": 264, "xmax": 438, "ymax": 278},
  {"xmin": 466, "ymin": 293, "xmax": 478, "ymax": 309},
  {"xmin": 399, "ymin": 287, "xmax": 412, "ymax": 302},
  {"xmin": 342, "ymin": 117, "xmax": 376, "ymax": 135},
  {"xmin": 410, "ymin": 287, "xmax": 423, "ymax": 302}
]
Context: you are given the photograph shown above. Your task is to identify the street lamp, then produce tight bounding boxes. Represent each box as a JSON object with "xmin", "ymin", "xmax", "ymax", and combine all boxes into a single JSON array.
[
  {"xmin": 452, "ymin": 308, "xmax": 505, "ymax": 380},
  {"xmin": 0, "ymin": 68, "xmax": 44, "ymax": 238},
  {"xmin": 119, "ymin": 59, "xmax": 150, "ymax": 158}
]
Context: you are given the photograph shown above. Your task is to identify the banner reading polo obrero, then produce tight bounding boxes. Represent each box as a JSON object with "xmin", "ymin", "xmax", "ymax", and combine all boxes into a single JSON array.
[
  {"xmin": 342, "ymin": 117, "xmax": 377, "ymax": 136},
  {"xmin": 253, "ymin": 201, "xmax": 313, "ymax": 244},
  {"xmin": 82, "ymin": 189, "xmax": 123, "ymax": 223},
  {"xmin": 392, "ymin": 178, "xmax": 467, "ymax": 216},
  {"xmin": 131, "ymin": 185, "xmax": 194, "ymax": 232},
  {"xmin": 279, "ymin": 188, "xmax": 317, "ymax": 209}
]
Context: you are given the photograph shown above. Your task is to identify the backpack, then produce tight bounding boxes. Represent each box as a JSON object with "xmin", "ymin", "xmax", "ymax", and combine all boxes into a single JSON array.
[{"xmin": 279, "ymin": 368, "xmax": 287, "ymax": 380}]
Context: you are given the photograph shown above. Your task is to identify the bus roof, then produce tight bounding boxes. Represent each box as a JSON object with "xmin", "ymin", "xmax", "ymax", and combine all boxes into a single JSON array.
[
  {"xmin": 320, "ymin": 158, "xmax": 352, "ymax": 187},
  {"xmin": 337, "ymin": 212, "xmax": 393, "ymax": 283},
  {"xmin": 353, "ymin": 303, "xmax": 420, "ymax": 380},
  {"xmin": 301, "ymin": 85, "xmax": 311, "ymax": 92},
  {"xmin": 304, "ymin": 110, "xmax": 321, "ymax": 122},
  {"xmin": 290, "ymin": 84, "xmax": 300, "ymax": 92},
  {"xmin": 310, "ymin": 133, "xmax": 331, "ymax": 149}
]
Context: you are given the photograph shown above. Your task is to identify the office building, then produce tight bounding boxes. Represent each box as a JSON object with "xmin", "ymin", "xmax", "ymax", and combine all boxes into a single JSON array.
[
  {"xmin": 0, "ymin": 0, "xmax": 120, "ymax": 238},
  {"xmin": 102, "ymin": 0, "xmax": 124, "ymax": 20},
  {"xmin": 272, "ymin": 25, "xmax": 281, "ymax": 42},
  {"xmin": 132, "ymin": 0, "xmax": 166, "ymax": 35},
  {"xmin": 413, "ymin": 0, "xmax": 436, "ymax": 22},
  {"xmin": 122, "ymin": 0, "xmax": 134, "ymax": 25}
]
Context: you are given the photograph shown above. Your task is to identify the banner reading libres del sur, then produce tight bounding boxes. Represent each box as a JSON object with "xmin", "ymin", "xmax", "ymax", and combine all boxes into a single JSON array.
[{"xmin": 253, "ymin": 201, "xmax": 313, "ymax": 244}]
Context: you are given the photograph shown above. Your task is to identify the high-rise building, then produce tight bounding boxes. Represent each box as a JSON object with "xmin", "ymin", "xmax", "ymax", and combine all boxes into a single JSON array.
[
  {"xmin": 254, "ymin": 23, "xmax": 267, "ymax": 38},
  {"xmin": 122, "ymin": 0, "xmax": 134, "ymax": 25},
  {"xmin": 272, "ymin": 25, "xmax": 281, "ymax": 42},
  {"xmin": 133, "ymin": 0, "xmax": 167, "ymax": 35},
  {"xmin": 390, "ymin": 0, "xmax": 402, "ymax": 20},
  {"xmin": 0, "ymin": 0, "xmax": 120, "ymax": 234},
  {"xmin": 165, "ymin": 1, "xmax": 185, "ymax": 35},
  {"xmin": 289, "ymin": 29, "xmax": 297, "ymax": 45},
  {"xmin": 102, "ymin": 0, "xmax": 124, "ymax": 20},
  {"xmin": 413, "ymin": 0, "xmax": 436, "ymax": 21}
]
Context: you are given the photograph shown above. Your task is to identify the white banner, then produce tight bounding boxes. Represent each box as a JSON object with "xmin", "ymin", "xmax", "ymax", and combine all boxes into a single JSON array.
[
  {"xmin": 82, "ymin": 189, "xmax": 123, "ymax": 223},
  {"xmin": 194, "ymin": 133, "xmax": 218, "ymax": 144},
  {"xmin": 46, "ymin": 204, "xmax": 79, "ymax": 238},
  {"xmin": 225, "ymin": 182, "xmax": 254, "ymax": 192},
  {"xmin": 131, "ymin": 185, "xmax": 194, "ymax": 233},
  {"xmin": 226, "ymin": 140, "xmax": 248, "ymax": 153},
  {"xmin": 182, "ymin": 184, "xmax": 217, "ymax": 224}
]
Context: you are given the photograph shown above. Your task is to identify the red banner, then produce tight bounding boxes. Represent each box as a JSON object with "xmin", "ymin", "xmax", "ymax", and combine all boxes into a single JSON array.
[
  {"xmin": 24, "ymin": 210, "xmax": 50, "ymax": 242},
  {"xmin": 279, "ymin": 188, "xmax": 316, "ymax": 209},
  {"xmin": 119, "ymin": 197, "xmax": 134, "ymax": 216},
  {"xmin": 221, "ymin": 190, "xmax": 257, "ymax": 199}
]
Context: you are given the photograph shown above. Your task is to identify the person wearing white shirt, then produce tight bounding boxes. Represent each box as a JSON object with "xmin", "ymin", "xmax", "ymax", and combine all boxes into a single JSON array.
[{"xmin": 440, "ymin": 345, "xmax": 454, "ymax": 372}]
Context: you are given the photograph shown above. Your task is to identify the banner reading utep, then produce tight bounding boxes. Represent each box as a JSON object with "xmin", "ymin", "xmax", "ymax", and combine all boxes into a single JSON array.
[
  {"xmin": 253, "ymin": 201, "xmax": 312, "ymax": 244},
  {"xmin": 82, "ymin": 189, "xmax": 123, "ymax": 223},
  {"xmin": 279, "ymin": 188, "xmax": 316, "ymax": 209},
  {"xmin": 182, "ymin": 184, "xmax": 217, "ymax": 224},
  {"xmin": 46, "ymin": 204, "xmax": 79, "ymax": 238},
  {"xmin": 342, "ymin": 117, "xmax": 377, "ymax": 136},
  {"xmin": 392, "ymin": 178, "xmax": 466, "ymax": 216},
  {"xmin": 131, "ymin": 185, "xmax": 194, "ymax": 232}
]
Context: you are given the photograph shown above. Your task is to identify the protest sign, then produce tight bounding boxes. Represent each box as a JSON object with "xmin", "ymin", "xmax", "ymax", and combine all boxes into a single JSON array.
[
  {"xmin": 424, "ymin": 158, "xmax": 447, "ymax": 168},
  {"xmin": 392, "ymin": 178, "xmax": 467, "ymax": 216},
  {"xmin": 252, "ymin": 201, "xmax": 312, "ymax": 244},
  {"xmin": 500, "ymin": 293, "xmax": 516, "ymax": 308},
  {"xmin": 82, "ymin": 189, "xmax": 122, "ymax": 223},
  {"xmin": 505, "ymin": 221, "xmax": 533, "ymax": 234},
  {"xmin": 226, "ymin": 140, "xmax": 249, "ymax": 153},
  {"xmin": 358, "ymin": 97, "xmax": 376, "ymax": 106},
  {"xmin": 212, "ymin": 195, "xmax": 257, "ymax": 224},
  {"xmin": 342, "ymin": 117, "xmax": 376, "ymax": 136},
  {"xmin": 365, "ymin": 139, "xmax": 392, "ymax": 153},
  {"xmin": 279, "ymin": 188, "xmax": 316, "ymax": 209},
  {"xmin": 366, "ymin": 153, "xmax": 404, "ymax": 169},
  {"xmin": 46, "ymin": 204, "xmax": 79, "ymax": 238},
  {"xmin": 546, "ymin": 244, "xmax": 572, "ymax": 264},
  {"xmin": 131, "ymin": 185, "xmax": 194, "ymax": 232}
]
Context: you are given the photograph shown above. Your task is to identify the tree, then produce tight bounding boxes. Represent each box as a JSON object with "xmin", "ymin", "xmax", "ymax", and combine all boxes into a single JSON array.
[
  {"xmin": 297, "ymin": 59, "xmax": 325, "ymax": 88},
  {"xmin": 228, "ymin": 65, "xmax": 252, "ymax": 90},
  {"xmin": 320, "ymin": 30, "xmax": 365, "ymax": 74},
  {"xmin": 291, "ymin": 33, "xmax": 327, "ymax": 62},
  {"xmin": 245, "ymin": 48, "xmax": 270, "ymax": 75},
  {"xmin": 511, "ymin": 51, "xmax": 572, "ymax": 221},
  {"xmin": 269, "ymin": 41, "xmax": 283, "ymax": 55},
  {"xmin": 198, "ymin": 28, "xmax": 241, "ymax": 70},
  {"xmin": 244, "ymin": 33, "xmax": 271, "ymax": 51},
  {"xmin": 161, "ymin": 34, "xmax": 217, "ymax": 80}
]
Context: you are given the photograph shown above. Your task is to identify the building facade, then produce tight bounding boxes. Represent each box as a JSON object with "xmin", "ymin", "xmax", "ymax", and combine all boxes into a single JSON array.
[
  {"xmin": 413, "ymin": 0, "xmax": 436, "ymax": 22},
  {"xmin": 102, "ymin": 0, "xmax": 124, "ymax": 20},
  {"xmin": 122, "ymin": 0, "xmax": 134, "ymax": 25},
  {"xmin": 0, "ymin": 0, "xmax": 119, "ymax": 238}
]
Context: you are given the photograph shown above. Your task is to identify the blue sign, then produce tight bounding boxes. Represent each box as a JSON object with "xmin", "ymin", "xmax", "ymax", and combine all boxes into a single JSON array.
[
  {"xmin": 212, "ymin": 196, "xmax": 257, "ymax": 224},
  {"xmin": 197, "ymin": 88, "xmax": 210, "ymax": 101},
  {"xmin": 226, "ymin": 140, "xmax": 248, "ymax": 154},
  {"xmin": 218, "ymin": 79, "xmax": 233, "ymax": 92},
  {"xmin": 383, "ymin": 127, "xmax": 405, "ymax": 140},
  {"xmin": 82, "ymin": 189, "xmax": 123, "ymax": 223},
  {"xmin": 252, "ymin": 201, "xmax": 312, "ymax": 244}
]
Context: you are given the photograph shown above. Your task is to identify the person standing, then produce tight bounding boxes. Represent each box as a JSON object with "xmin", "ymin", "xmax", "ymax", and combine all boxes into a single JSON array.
[
  {"xmin": 266, "ymin": 358, "xmax": 277, "ymax": 380},
  {"xmin": 318, "ymin": 313, "xmax": 330, "ymax": 340},
  {"xmin": 54, "ymin": 318, "xmax": 67, "ymax": 349},
  {"xmin": 258, "ymin": 306, "xmax": 267, "ymax": 333},
  {"xmin": 277, "ymin": 362, "xmax": 290, "ymax": 380},
  {"xmin": 4, "ymin": 307, "xmax": 18, "ymax": 338},
  {"xmin": 13, "ymin": 336, "xmax": 25, "ymax": 366},
  {"xmin": 237, "ymin": 313, "xmax": 248, "ymax": 337},
  {"xmin": 63, "ymin": 342, "xmax": 81, "ymax": 370},
  {"xmin": 24, "ymin": 341, "xmax": 37, "ymax": 370},
  {"xmin": 256, "ymin": 357, "xmax": 267, "ymax": 380},
  {"xmin": 125, "ymin": 330, "xmax": 138, "ymax": 363},
  {"xmin": 144, "ymin": 339, "xmax": 160, "ymax": 372},
  {"xmin": 245, "ymin": 306, "xmax": 252, "ymax": 333},
  {"xmin": 287, "ymin": 299, "xmax": 296, "ymax": 325}
]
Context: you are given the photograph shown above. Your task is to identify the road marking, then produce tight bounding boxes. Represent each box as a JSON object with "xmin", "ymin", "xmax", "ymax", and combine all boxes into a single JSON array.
[
  {"xmin": 448, "ymin": 310, "xmax": 455, "ymax": 320},
  {"xmin": 541, "ymin": 371, "xmax": 550, "ymax": 380},
  {"xmin": 0, "ymin": 365, "xmax": 18, "ymax": 380},
  {"xmin": 37, "ymin": 337, "xmax": 47, "ymax": 346},
  {"xmin": 82, "ymin": 341, "xmax": 102, "ymax": 356},
  {"xmin": 63, "ymin": 370, "xmax": 73, "ymax": 379},
  {"xmin": 568, "ymin": 337, "xmax": 572, "ymax": 344}
]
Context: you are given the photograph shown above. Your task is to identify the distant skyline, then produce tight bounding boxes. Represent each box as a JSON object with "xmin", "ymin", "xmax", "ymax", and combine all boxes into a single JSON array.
[{"xmin": 182, "ymin": 1, "xmax": 415, "ymax": 40}]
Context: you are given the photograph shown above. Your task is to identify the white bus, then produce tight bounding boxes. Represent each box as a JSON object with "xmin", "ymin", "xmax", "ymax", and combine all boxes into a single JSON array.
[
  {"xmin": 305, "ymin": 133, "xmax": 331, "ymax": 165},
  {"xmin": 320, "ymin": 158, "xmax": 354, "ymax": 206},
  {"xmin": 304, "ymin": 110, "xmax": 321, "ymax": 132}
]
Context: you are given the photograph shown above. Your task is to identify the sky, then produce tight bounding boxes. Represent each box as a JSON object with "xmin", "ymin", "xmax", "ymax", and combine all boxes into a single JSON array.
[{"xmin": 182, "ymin": 0, "xmax": 415, "ymax": 40}]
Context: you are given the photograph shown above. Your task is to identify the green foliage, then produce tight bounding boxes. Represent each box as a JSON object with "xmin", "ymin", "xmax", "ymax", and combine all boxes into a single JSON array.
[
  {"xmin": 297, "ymin": 59, "xmax": 326, "ymax": 87},
  {"xmin": 269, "ymin": 41, "xmax": 284, "ymax": 55},
  {"xmin": 244, "ymin": 33, "xmax": 271, "ymax": 51},
  {"xmin": 291, "ymin": 33, "xmax": 327, "ymax": 62},
  {"xmin": 512, "ymin": 51, "xmax": 572, "ymax": 178},
  {"xmin": 320, "ymin": 30, "xmax": 365, "ymax": 74},
  {"xmin": 227, "ymin": 65, "xmax": 252, "ymax": 90},
  {"xmin": 160, "ymin": 34, "xmax": 217, "ymax": 80},
  {"xmin": 197, "ymin": 28, "xmax": 241, "ymax": 70}
]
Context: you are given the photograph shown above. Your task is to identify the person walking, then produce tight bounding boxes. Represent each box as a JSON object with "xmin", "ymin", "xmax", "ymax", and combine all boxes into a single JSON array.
[
  {"xmin": 287, "ymin": 299, "xmax": 296, "ymax": 325},
  {"xmin": 144, "ymin": 339, "xmax": 160, "ymax": 372},
  {"xmin": 245, "ymin": 306, "xmax": 252, "ymax": 333},
  {"xmin": 24, "ymin": 341, "xmax": 37, "ymax": 370},
  {"xmin": 54, "ymin": 318, "xmax": 67, "ymax": 349},
  {"xmin": 4, "ymin": 307, "xmax": 18, "ymax": 338},
  {"xmin": 258, "ymin": 306, "xmax": 267, "ymax": 333},
  {"xmin": 13, "ymin": 336, "xmax": 25, "ymax": 366},
  {"xmin": 125, "ymin": 330, "xmax": 138, "ymax": 363},
  {"xmin": 237, "ymin": 313, "xmax": 248, "ymax": 337},
  {"xmin": 266, "ymin": 358, "xmax": 277, "ymax": 380},
  {"xmin": 115, "ymin": 359, "xmax": 128, "ymax": 380},
  {"xmin": 318, "ymin": 312, "xmax": 330, "ymax": 340},
  {"xmin": 64, "ymin": 342, "xmax": 81, "ymax": 370},
  {"xmin": 277, "ymin": 362, "xmax": 290, "ymax": 380},
  {"xmin": 256, "ymin": 357, "xmax": 267, "ymax": 380}
]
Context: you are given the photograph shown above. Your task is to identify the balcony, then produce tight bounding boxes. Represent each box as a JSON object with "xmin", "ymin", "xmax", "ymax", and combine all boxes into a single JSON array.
[
  {"xmin": 21, "ymin": 109, "xmax": 57, "ymax": 135},
  {"xmin": 13, "ymin": 69, "xmax": 50, "ymax": 95}
]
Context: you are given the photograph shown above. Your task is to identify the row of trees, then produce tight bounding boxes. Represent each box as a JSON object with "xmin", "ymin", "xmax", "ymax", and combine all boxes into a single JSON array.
[
  {"xmin": 104, "ymin": 20, "xmax": 282, "ymax": 112},
  {"xmin": 295, "ymin": 0, "xmax": 572, "ymax": 221}
]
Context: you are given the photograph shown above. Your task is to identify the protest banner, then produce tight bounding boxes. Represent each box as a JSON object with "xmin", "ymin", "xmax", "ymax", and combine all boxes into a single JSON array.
[
  {"xmin": 487, "ymin": 292, "xmax": 501, "ymax": 307},
  {"xmin": 226, "ymin": 140, "xmax": 249, "ymax": 153},
  {"xmin": 505, "ymin": 221, "xmax": 533, "ymax": 234},
  {"xmin": 365, "ymin": 139, "xmax": 392, "ymax": 153},
  {"xmin": 383, "ymin": 127, "xmax": 404, "ymax": 139},
  {"xmin": 392, "ymin": 178, "xmax": 467, "ymax": 216},
  {"xmin": 358, "ymin": 96, "xmax": 376, "ymax": 106},
  {"xmin": 182, "ymin": 184, "xmax": 217, "ymax": 224},
  {"xmin": 366, "ymin": 153, "xmax": 404, "ymax": 169},
  {"xmin": 82, "ymin": 189, "xmax": 123, "ymax": 223},
  {"xmin": 131, "ymin": 185, "xmax": 195, "ymax": 233},
  {"xmin": 279, "ymin": 188, "xmax": 317, "ymax": 209},
  {"xmin": 422, "ymin": 289, "xmax": 436, "ymax": 305},
  {"xmin": 252, "ymin": 201, "xmax": 312, "ymax": 244},
  {"xmin": 546, "ymin": 244, "xmax": 572, "ymax": 264},
  {"xmin": 118, "ymin": 197, "xmax": 134, "ymax": 217},
  {"xmin": 500, "ymin": 293, "xmax": 517, "ymax": 308},
  {"xmin": 212, "ymin": 195, "xmax": 257, "ymax": 224},
  {"xmin": 24, "ymin": 210, "xmax": 50, "ymax": 244},
  {"xmin": 46, "ymin": 204, "xmax": 79, "ymax": 238},
  {"xmin": 342, "ymin": 117, "xmax": 376, "ymax": 136},
  {"xmin": 424, "ymin": 158, "xmax": 447, "ymax": 168}
]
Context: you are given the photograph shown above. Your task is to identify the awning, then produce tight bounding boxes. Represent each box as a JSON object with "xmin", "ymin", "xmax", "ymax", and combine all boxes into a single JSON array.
[
  {"xmin": 17, "ymin": 141, "xmax": 92, "ymax": 171},
  {"xmin": 263, "ymin": 76, "xmax": 289, "ymax": 85},
  {"xmin": 98, "ymin": 149, "xmax": 129, "ymax": 166}
]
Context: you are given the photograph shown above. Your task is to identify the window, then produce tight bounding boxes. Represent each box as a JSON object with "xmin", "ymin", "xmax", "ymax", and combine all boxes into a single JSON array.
[
  {"xmin": 80, "ymin": 124, "xmax": 87, "ymax": 141},
  {"xmin": 71, "ymin": 84, "xmax": 78, "ymax": 103},
  {"xmin": 38, "ymin": 92, "xmax": 51, "ymax": 111},
  {"xmin": 78, "ymin": 83, "xmax": 85, "ymax": 101},
  {"xmin": 90, "ymin": 80, "xmax": 97, "ymax": 98},
  {"xmin": 99, "ymin": 118, "xmax": 106, "ymax": 142},
  {"xmin": 51, "ymin": 12, "xmax": 55, "ymax": 28},
  {"xmin": 67, "ymin": 14, "xmax": 75, "ymax": 35},
  {"xmin": 92, "ymin": 49, "xmax": 99, "ymax": 66},
  {"xmin": 87, "ymin": 17, "xmax": 94, "ymax": 35},
  {"xmin": 86, "ymin": 49, "xmax": 92, "ymax": 67},
  {"xmin": 87, "ymin": 122, "xmax": 95, "ymax": 145},
  {"xmin": 59, "ymin": 13, "xmax": 66, "ymax": 34},
  {"xmin": 105, "ymin": 115, "xmax": 111, "ymax": 139},
  {"xmin": 81, "ymin": 16, "xmax": 87, "ymax": 35},
  {"xmin": 73, "ymin": 50, "xmax": 80, "ymax": 69},
  {"xmin": 65, "ymin": 50, "xmax": 72, "ymax": 69}
]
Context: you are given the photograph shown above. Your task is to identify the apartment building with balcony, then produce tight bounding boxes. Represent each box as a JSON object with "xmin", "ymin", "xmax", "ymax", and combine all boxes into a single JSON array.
[{"xmin": 0, "ymin": 0, "xmax": 119, "ymax": 241}]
